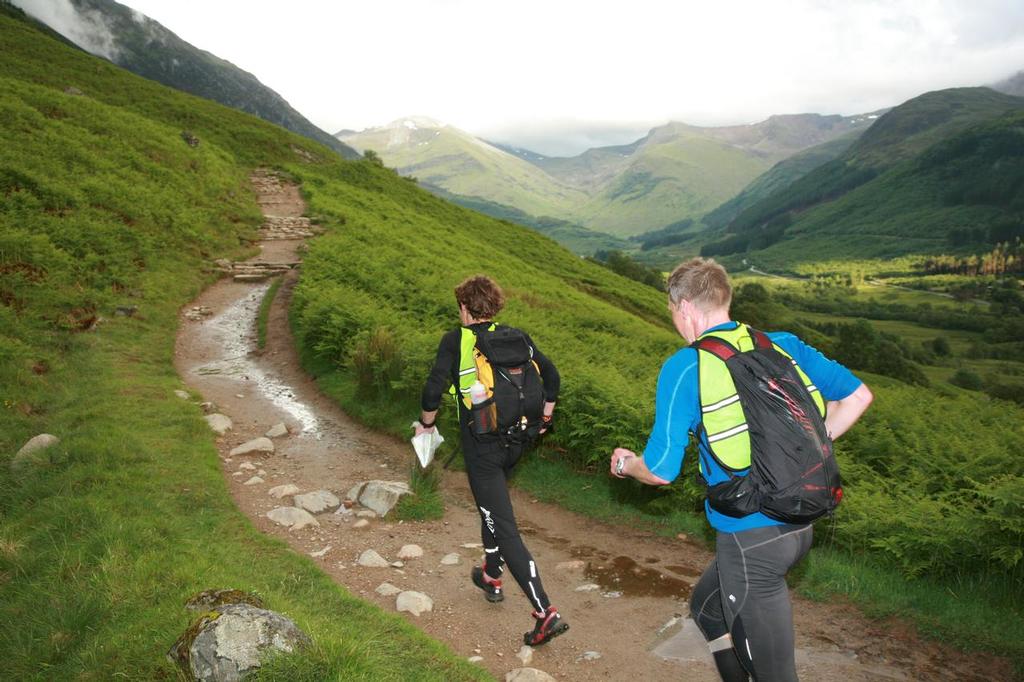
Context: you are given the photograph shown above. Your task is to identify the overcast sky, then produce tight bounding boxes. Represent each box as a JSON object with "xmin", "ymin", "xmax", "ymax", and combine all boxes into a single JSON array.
[{"xmin": 18, "ymin": 0, "xmax": 1024, "ymax": 155}]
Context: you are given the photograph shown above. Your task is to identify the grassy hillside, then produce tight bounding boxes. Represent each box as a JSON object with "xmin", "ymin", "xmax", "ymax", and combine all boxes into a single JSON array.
[
  {"xmin": 0, "ymin": 7, "xmax": 487, "ymax": 679},
  {"xmin": 339, "ymin": 118, "xmax": 586, "ymax": 219},
  {"xmin": 704, "ymin": 88, "xmax": 1024, "ymax": 266},
  {"xmin": 702, "ymin": 131, "xmax": 864, "ymax": 230}
]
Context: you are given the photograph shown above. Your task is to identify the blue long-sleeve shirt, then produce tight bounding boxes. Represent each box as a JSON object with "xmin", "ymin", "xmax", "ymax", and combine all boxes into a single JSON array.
[{"xmin": 642, "ymin": 321, "xmax": 862, "ymax": 533}]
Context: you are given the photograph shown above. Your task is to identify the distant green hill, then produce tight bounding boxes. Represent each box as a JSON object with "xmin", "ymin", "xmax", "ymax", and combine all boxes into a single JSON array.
[
  {"xmin": 702, "ymin": 130, "xmax": 867, "ymax": 230},
  {"xmin": 343, "ymin": 113, "xmax": 877, "ymax": 238},
  {"xmin": 39, "ymin": 0, "xmax": 360, "ymax": 159},
  {"xmin": 339, "ymin": 117, "xmax": 586, "ymax": 219},
  {"xmin": 703, "ymin": 88, "xmax": 1024, "ymax": 266}
]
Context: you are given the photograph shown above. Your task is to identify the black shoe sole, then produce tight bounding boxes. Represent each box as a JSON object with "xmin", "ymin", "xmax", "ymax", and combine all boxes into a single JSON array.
[
  {"xmin": 524, "ymin": 620, "xmax": 569, "ymax": 646},
  {"xmin": 471, "ymin": 567, "xmax": 504, "ymax": 603}
]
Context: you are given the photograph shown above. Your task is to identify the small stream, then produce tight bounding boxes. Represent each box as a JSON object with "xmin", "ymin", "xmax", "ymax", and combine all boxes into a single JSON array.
[{"xmin": 191, "ymin": 282, "xmax": 321, "ymax": 437}]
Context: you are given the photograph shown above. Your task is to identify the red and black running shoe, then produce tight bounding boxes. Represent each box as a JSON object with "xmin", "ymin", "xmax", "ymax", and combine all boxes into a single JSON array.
[
  {"xmin": 523, "ymin": 606, "xmax": 569, "ymax": 646},
  {"xmin": 471, "ymin": 566, "xmax": 504, "ymax": 603}
]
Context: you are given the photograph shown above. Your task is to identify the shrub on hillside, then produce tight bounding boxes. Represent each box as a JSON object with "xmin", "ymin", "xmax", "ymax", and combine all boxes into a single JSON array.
[{"xmin": 949, "ymin": 368, "xmax": 984, "ymax": 391}]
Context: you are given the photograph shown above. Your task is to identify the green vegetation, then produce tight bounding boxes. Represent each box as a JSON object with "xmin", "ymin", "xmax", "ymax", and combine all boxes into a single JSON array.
[
  {"xmin": 703, "ymin": 88, "xmax": 1024, "ymax": 267},
  {"xmin": 588, "ymin": 250, "xmax": 666, "ymax": 290},
  {"xmin": 0, "ymin": 8, "xmax": 487, "ymax": 679},
  {"xmin": 256, "ymin": 277, "xmax": 283, "ymax": 350},
  {"xmin": 394, "ymin": 462, "xmax": 445, "ymax": 522},
  {"xmin": 420, "ymin": 184, "xmax": 629, "ymax": 255}
]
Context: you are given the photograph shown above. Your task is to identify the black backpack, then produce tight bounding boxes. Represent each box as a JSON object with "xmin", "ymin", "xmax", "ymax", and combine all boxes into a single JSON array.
[
  {"xmin": 693, "ymin": 329, "xmax": 842, "ymax": 524},
  {"xmin": 473, "ymin": 326, "xmax": 545, "ymax": 445}
]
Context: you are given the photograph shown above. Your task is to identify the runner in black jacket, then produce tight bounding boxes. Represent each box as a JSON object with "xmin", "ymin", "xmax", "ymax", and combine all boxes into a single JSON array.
[{"xmin": 415, "ymin": 274, "xmax": 569, "ymax": 647}]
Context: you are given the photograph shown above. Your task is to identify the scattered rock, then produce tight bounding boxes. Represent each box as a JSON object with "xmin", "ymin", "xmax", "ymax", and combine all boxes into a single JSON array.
[
  {"xmin": 440, "ymin": 553, "xmax": 460, "ymax": 566},
  {"xmin": 180, "ymin": 130, "xmax": 200, "ymax": 148},
  {"xmin": 516, "ymin": 645, "xmax": 534, "ymax": 665},
  {"xmin": 397, "ymin": 544, "xmax": 424, "ymax": 559},
  {"xmin": 505, "ymin": 668, "xmax": 556, "ymax": 682},
  {"xmin": 577, "ymin": 651, "xmax": 602, "ymax": 662},
  {"xmin": 174, "ymin": 390, "xmax": 191, "ymax": 400},
  {"xmin": 293, "ymin": 490, "xmax": 340, "ymax": 514},
  {"xmin": 10, "ymin": 434, "xmax": 60, "ymax": 472},
  {"xmin": 677, "ymin": 533, "xmax": 689, "ymax": 541},
  {"xmin": 390, "ymin": 561, "xmax": 404, "ymax": 568},
  {"xmin": 185, "ymin": 589, "xmax": 265, "ymax": 612},
  {"xmin": 231, "ymin": 471, "xmax": 245, "ymax": 477},
  {"xmin": 460, "ymin": 542, "xmax": 483, "ymax": 549},
  {"xmin": 375, "ymin": 582, "xmax": 402, "ymax": 597},
  {"xmin": 396, "ymin": 591, "xmax": 433, "ymax": 616},
  {"xmin": 184, "ymin": 306, "xmax": 214, "ymax": 322},
  {"xmin": 266, "ymin": 507, "xmax": 319, "ymax": 530},
  {"xmin": 268, "ymin": 484, "xmax": 300, "ymax": 499},
  {"xmin": 468, "ymin": 656, "xmax": 484, "ymax": 663},
  {"xmin": 257, "ymin": 469, "xmax": 266, "ymax": 477},
  {"xmin": 243, "ymin": 476, "xmax": 264, "ymax": 486},
  {"xmin": 309, "ymin": 545, "xmax": 331, "ymax": 558},
  {"xmin": 265, "ymin": 423, "xmax": 288, "ymax": 438},
  {"xmin": 603, "ymin": 591, "xmax": 623, "ymax": 599},
  {"xmin": 204, "ymin": 414, "xmax": 233, "ymax": 435},
  {"xmin": 235, "ymin": 394, "xmax": 245, "ymax": 399},
  {"xmin": 352, "ymin": 519, "xmax": 370, "ymax": 529},
  {"xmin": 555, "ymin": 560, "xmax": 585, "ymax": 571},
  {"xmin": 229, "ymin": 438, "xmax": 274, "ymax": 457},
  {"xmin": 574, "ymin": 583, "xmax": 600, "ymax": 592},
  {"xmin": 200, "ymin": 401, "xmax": 218, "ymax": 414},
  {"xmin": 64, "ymin": 86, "xmax": 84, "ymax": 96},
  {"xmin": 355, "ymin": 510, "xmax": 377, "ymax": 519},
  {"xmin": 357, "ymin": 549, "xmax": 390, "ymax": 568},
  {"xmin": 167, "ymin": 603, "xmax": 310, "ymax": 681},
  {"xmin": 115, "ymin": 305, "xmax": 138, "ymax": 317},
  {"xmin": 238, "ymin": 462, "xmax": 257, "ymax": 471},
  {"xmin": 348, "ymin": 480, "xmax": 412, "ymax": 517}
]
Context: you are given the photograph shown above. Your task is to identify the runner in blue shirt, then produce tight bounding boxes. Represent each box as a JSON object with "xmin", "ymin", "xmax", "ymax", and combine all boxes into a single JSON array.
[{"xmin": 611, "ymin": 258, "xmax": 873, "ymax": 682}]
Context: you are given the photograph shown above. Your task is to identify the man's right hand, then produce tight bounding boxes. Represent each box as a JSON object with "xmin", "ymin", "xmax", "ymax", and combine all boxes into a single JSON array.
[{"xmin": 413, "ymin": 421, "xmax": 435, "ymax": 437}]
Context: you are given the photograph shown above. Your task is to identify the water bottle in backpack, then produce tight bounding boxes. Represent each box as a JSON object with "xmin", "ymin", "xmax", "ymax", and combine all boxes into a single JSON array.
[{"xmin": 469, "ymin": 380, "xmax": 497, "ymax": 435}]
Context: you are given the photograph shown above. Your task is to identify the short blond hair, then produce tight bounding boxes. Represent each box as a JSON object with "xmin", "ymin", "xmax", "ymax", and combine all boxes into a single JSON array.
[{"xmin": 667, "ymin": 258, "xmax": 732, "ymax": 311}]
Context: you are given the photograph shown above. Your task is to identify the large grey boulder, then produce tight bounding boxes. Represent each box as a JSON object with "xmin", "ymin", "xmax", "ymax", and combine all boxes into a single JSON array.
[
  {"xmin": 168, "ymin": 603, "xmax": 310, "ymax": 681},
  {"xmin": 347, "ymin": 480, "xmax": 412, "ymax": 517},
  {"xmin": 229, "ymin": 438, "xmax": 274, "ymax": 457},
  {"xmin": 293, "ymin": 490, "xmax": 340, "ymax": 514},
  {"xmin": 10, "ymin": 434, "xmax": 60, "ymax": 472},
  {"xmin": 266, "ymin": 507, "xmax": 319, "ymax": 530},
  {"xmin": 396, "ymin": 590, "xmax": 433, "ymax": 616},
  {"xmin": 204, "ymin": 414, "xmax": 233, "ymax": 436}
]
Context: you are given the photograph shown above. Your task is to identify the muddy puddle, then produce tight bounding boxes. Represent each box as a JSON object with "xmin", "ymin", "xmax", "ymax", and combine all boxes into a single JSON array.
[
  {"xmin": 522, "ymin": 527, "xmax": 694, "ymax": 600},
  {"xmin": 586, "ymin": 555, "xmax": 693, "ymax": 600}
]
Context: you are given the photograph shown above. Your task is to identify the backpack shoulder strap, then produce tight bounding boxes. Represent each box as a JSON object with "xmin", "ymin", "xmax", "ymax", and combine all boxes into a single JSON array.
[
  {"xmin": 690, "ymin": 335, "xmax": 739, "ymax": 361},
  {"xmin": 747, "ymin": 327, "xmax": 773, "ymax": 351}
]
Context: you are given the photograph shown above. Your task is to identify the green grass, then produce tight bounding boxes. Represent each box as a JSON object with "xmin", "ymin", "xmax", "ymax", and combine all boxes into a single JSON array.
[
  {"xmin": 257, "ymin": 276, "xmax": 283, "ymax": 350},
  {"xmin": 0, "ymin": 8, "xmax": 489, "ymax": 679}
]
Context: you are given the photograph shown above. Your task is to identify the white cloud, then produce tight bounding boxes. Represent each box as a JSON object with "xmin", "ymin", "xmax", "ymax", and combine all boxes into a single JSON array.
[
  {"xmin": 26, "ymin": 0, "xmax": 1024, "ymax": 154},
  {"xmin": 13, "ymin": 0, "xmax": 121, "ymax": 61}
]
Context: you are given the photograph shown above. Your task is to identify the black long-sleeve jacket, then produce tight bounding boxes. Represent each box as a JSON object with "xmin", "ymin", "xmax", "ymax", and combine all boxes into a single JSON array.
[{"xmin": 420, "ymin": 322, "xmax": 560, "ymax": 421}]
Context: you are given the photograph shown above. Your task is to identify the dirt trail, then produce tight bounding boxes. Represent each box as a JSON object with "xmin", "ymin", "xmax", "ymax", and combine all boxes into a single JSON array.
[{"xmin": 173, "ymin": 171, "xmax": 1013, "ymax": 681}]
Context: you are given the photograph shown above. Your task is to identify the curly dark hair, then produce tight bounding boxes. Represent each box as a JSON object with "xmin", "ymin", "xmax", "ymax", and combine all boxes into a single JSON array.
[{"xmin": 455, "ymin": 275, "xmax": 505, "ymax": 320}]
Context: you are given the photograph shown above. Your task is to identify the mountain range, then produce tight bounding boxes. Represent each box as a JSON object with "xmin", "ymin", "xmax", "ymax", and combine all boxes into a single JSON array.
[
  {"xmin": 19, "ymin": 0, "xmax": 359, "ymax": 160},
  {"xmin": 339, "ymin": 112, "xmax": 881, "ymax": 239}
]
